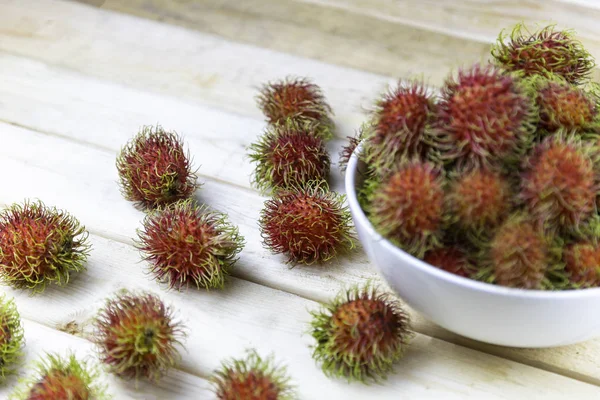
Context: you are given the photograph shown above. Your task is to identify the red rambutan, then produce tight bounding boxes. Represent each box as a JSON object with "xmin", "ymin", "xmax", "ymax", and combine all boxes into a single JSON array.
[
  {"xmin": 531, "ymin": 76, "xmax": 599, "ymax": 132},
  {"xmin": 116, "ymin": 125, "xmax": 200, "ymax": 209},
  {"xmin": 256, "ymin": 77, "xmax": 334, "ymax": 139},
  {"xmin": 447, "ymin": 168, "xmax": 513, "ymax": 233},
  {"xmin": 310, "ymin": 284, "xmax": 411, "ymax": 383},
  {"xmin": 488, "ymin": 214, "xmax": 550, "ymax": 289},
  {"xmin": 491, "ymin": 24, "xmax": 595, "ymax": 85},
  {"xmin": 367, "ymin": 160, "xmax": 445, "ymax": 258},
  {"xmin": 259, "ymin": 182, "xmax": 355, "ymax": 264},
  {"xmin": 0, "ymin": 201, "xmax": 91, "ymax": 293},
  {"xmin": 520, "ymin": 135, "xmax": 598, "ymax": 233},
  {"xmin": 563, "ymin": 242, "xmax": 600, "ymax": 287},
  {"xmin": 248, "ymin": 120, "xmax": 331, "ymax": 193},
  {"xmin": 434, "ymin": 64, "xmax": 536, "ymax": 168},
  {"xmin": 423, "ymin": 247, "xmax": 472, "ymax": 278},
  {"xmin": 9, "ymin": 353, "xmax": 108, "ymax": 400},
  {"xmin": 94, "ymin": 291, "xmax": 185, "ymax": 381},
  {"xmin": 363, "ymin": 81, "xmax": 436, "ymax": 173},
  {"xmin": 136, "ymin": 200, "xmax": 244, "ymax": 290},
  {"xmin": 210, "ymin": 350, "xmax": 295, "ymax": 400}
]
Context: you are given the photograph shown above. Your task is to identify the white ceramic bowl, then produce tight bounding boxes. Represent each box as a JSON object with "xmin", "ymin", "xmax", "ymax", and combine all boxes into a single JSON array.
[{"xmin": 345, "ymin": 147, "xmax": 600, "ymax": 348}]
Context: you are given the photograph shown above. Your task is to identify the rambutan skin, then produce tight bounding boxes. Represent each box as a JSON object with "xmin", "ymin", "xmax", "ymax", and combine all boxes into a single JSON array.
[
  {"xmin": 136, "ymin": 200, "xmax": 244, "ymax": 290},
  {"xmin": 0, "ymin": 294, "xmax": 24, "ymax": 382},
  {"xmin": 489, "ymin": 214, "xmax": 549, "ymax": 289},
  {"xmin": 520, "ymin": 135, "xmax": 598, "ymax": 233},
  {"xmin": 93, "ymin": 291, "xmax": 185, "ymax": 382},
  {"xmin": 434, "ymin": 64, "xmax": 536, "ymax": 168},
  {"xmin": 563, "ymin": 242, "xmax": 600, "ymax": 287},
  {"xmin": 9, "ymin": 353, "xmax": 109, "ymax": 400},
  {"xmin": 364, "ymin": 81, "xmax": 436, "ymax": 174},
  {"xmin": 248, "ymin": 120, "xmax": 331, "ymax": 193},
  {"xmin": 532, "ymin": 76, "xmax": 599, "ymax": 132},
  {"xmin": 116, "ymin": 125, "xmax": 200, "ymax": 209},
  {"xmin": 310, "ymin": 285, "xmax": 411, "ymax": 383},
  {"xmin": 256, "ymin": 77, "xmax": 334, "ymax": 139},
  {"xmin": 423, "ymin": 247, "xmax": 472, "ymax": 278},
  {"xmin": 491, "ymin": 24, "xmax": 595, "ymax": 85},
  {"xmin": 447, "ymin": 168, "xmax": 513, "ymax": 233},
  {"xmin": 210, "ymin": 350, "xmax": 296, "ymax": 400},
  {"xmin": 0, "ymin": 201, "xmax": 91, "ymax": 293},
  {"xmin": 368, "ymin": 161, "xmax": 445, "ymax": 258},
  {"xmin": 338, "ymin": 124, "xmax": 367, "ymax": 173},
  {"xmin": 259, "ymin": 182, "xmax": 355, "ymax": 264}
]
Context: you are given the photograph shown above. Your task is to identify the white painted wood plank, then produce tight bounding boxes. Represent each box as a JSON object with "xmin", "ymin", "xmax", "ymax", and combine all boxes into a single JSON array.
[
  {"xmin": 3, "ymin": 234, "xmax": 599, "ymax": 399},
  {"xmin": 0, "ymin": 318, "xmax": 212, "ymax": 400},
  {"xmin": 0, "ymin": 0, "xmax": 392, "ymax": 135},
  {"xmin": 0, "ymin": 53, "xmax": 600, "ymax": 385}
]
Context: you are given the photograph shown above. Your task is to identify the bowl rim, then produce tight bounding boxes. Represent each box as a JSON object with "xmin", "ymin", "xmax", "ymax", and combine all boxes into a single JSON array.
[{"xmin": 344, "ymin": 143, "xmax": 600, "ymax": 299}]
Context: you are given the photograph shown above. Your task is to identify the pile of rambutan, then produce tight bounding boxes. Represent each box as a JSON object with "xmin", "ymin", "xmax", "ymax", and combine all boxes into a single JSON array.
[
  {"xmin": 251, "ymin": 77, "xmax": 357, "ymax": 265},
  {"xmin": 349, "ymin": 23, "xmax": 600, "ymax": 290}
]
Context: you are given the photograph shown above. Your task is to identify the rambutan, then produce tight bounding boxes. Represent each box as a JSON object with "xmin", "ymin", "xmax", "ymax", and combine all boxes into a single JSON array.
[
  {"xmin": 94, "ymin": 291, "xmax": 185, "ymax": 381},
  {"xmin": 310, "ymin": 285, "xmax": 411, "ymax": 383},
  {"xmin": 0, "ymin": 295, "xmax": 24, "ymax": 381},
  {"xmin": 248, "ymin": 120, "xmax": 331, "ymax": 192},
  {"xmin": 367, "ymin": 160, "xmax": 445, "ymax": 258},
  {"xmin": 423, "ymin": 247, "xmax": 472, "ymax": 278},
  {"xmin": 9, "ymin": 353, "xmax": 108, "ymax": 400},
  {"xmin": 434, "ymin": 64, "xmax": 536, "ymax": 168},
  {"xmin": 520, "ymin": 135, "xmax": 598, "ymax": 233},
  {"xmin": 338, "ymin": 124, "xmax": 367, "ymax": 173},
  {"xmin": 210, "ymin": 350, "xmax": 295, "ymax": 400},
  {"xmin": 0, "ymin": 201, "xmax": 91, "ymax": 293},
  {"xmin": 530, "ymin": 76, "xmax": 599, "ymax": 132},
  {"xmin": 256, "ymin": 77, "xmax": 334, "ymax": 139},
  {"xmin": 563, "ymin": 242, "xmax": 600, "ymax": 287},
  {"xmin": 491, "ymin": 24, "xmax": 595, "ymax": 85},
  {"xmin": 259, "ymin": 182, "xmax": 355, "ymax": 264},
  {"xmin": 447, "ymin": 168, "xmax": 513, "ymax": 233},
  {"xmin": 363, "ymin": 81, "xmax": 436, "ymax": 173},
  {"xmin": 488, "ymin": 214, "xmax": 551, "ymax": 289},
  {"xmin": 136, "ymin": 200, "xmax": 244, "ymax": 290},
  {"xmin": 116, "ymin": 125, "xmax": 200, "ymax": 209}
]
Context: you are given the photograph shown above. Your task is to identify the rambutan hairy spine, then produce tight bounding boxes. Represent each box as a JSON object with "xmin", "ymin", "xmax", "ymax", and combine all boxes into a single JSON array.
[{"xmin": 136, "ymin": 199, "xmax": 245, "ymax": 290}]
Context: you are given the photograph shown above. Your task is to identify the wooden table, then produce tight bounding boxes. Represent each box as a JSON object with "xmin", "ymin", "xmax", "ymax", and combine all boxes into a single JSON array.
[{"xmin": 0, "ymin": 0, "xmax": 600, "ymax": 398}]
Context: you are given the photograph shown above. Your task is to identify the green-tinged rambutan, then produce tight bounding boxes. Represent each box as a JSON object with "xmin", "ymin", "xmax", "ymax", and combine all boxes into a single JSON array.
[
  {"xmin": 0, "ymin": 201, "xmax": 91, "ymax": 293},
  {"xmin": 94, "ymin": 291, "xmax": 185, "ymax": 381},
  {"xmin": 256, "ymin": 77, "xmax": 334, "ymax": 139},
  {"xmin": 529, "ymin": 75, "xmax": 600, "ymax": 133},
  {"xmin": 423, "ymin": 247, "xmax": 473, "ymax": 278},
  {"xmin": 447, "ymin": 168, "xmax": 513, "ymax": 234},
  {"xmin": 309, "ymin": 285, "xmax": 411, "ymax": 383},
  {"xmin": 116, "ymin": 125, "xmax": 200, "ymax": 210},
  {"xmin": 363, "ymin": 81, "xmax": 436, "ymax": 174},
  {"xmin": 486, "ymin": 214, "xmax": 554, "ymax": 289},
  {"xmin": 9, "ymin": 353, "xmax": 109, "ymax": 400},
  {"xmin": 367, "ymin": 160, "xmax": 445, "ymax": 258},
  {"xmin": 259, "ymin": 182, "xmax": 355, "ymax": 264},
  {"xmin": 248, "ymin": 120, "xmax": 331, "ymax": 192},
  {"xmin": 520, "ymin": 134, "xmax": 598, "ymax": 233},
  {"xmin": 491, "ymin": 24, "xmax": 595, "ymax": 85},
  {"xmin": 136, "ymin": 200, "xmax": 244, "ymax": 290},
  {"xmin": 563, "ymin": 242, "xmax": 600, "ymax": 287},
  {"xmin": 210, "ymin": 350, "xmax": 296, "ymax": 400},
  {"xmin": 0, "ymin": 295, "xmax": 24, "ymax": 381},
  {"xmin": 434, "ymin": 64, "xmax": 536, "ymax": 168}
]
